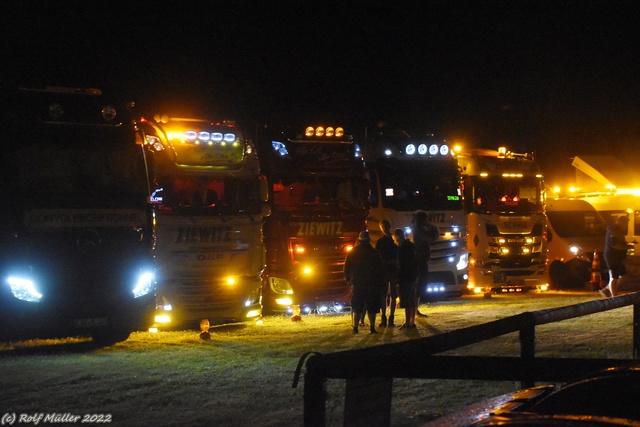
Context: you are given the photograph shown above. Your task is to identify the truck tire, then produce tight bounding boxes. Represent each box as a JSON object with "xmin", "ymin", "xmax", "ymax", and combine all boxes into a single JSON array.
[{"xmin": 548, "ymin": 260, "xmax": 569, "ymax": 289}]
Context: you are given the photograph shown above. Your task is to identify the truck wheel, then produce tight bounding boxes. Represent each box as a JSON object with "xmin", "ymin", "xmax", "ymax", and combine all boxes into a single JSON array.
[
  {"xmin": 548, "ymin": 260, "xmax": 569, "ymax": 289},
  {"xmin": 566, "ymin": 258, "xmax": 591, "ymax": 289}
]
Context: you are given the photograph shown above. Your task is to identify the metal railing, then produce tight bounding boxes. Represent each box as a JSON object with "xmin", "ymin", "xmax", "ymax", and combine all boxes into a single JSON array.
[{"xmin": 293, "ymin": 292, "xmax": 640, "ymax": 426}]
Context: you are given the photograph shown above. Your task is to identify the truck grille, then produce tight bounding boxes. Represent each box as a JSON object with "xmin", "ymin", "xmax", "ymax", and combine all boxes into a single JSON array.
[
  {"xmin": 290, "ymin": 238, "xmax": 352, "ymax": 303},
  {"xmin": 177, "ymin": 279, "xmax": 245, "ymax": 312},
  {"xmin": 430, "ymin": 238, "xmax": 462, "ymax": 261}
]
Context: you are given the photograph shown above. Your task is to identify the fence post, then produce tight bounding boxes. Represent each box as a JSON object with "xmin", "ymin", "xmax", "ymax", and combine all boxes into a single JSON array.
[
  {"xmin": 304, "ymin": 355, "xmax": 327, "ymax": 427},
  {"xmin": 519, "ymin": 312, "xmax": 536, "ymax": 388}
]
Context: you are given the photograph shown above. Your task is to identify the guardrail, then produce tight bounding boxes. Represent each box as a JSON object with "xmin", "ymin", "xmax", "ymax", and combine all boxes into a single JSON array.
[{"xmin": 293, "ymin": 292, "xmax": 640, "ymax": 426}]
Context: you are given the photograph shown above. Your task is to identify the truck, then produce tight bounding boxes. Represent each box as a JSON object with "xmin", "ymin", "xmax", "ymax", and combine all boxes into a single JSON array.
[
  {"xmin": 0, "ymin": 86, "xmax": 156, "ymax": 344},
  {"xmin": 140, "ymin": 116, "xmax": 269, "ymax": 329},
  {"xmin": 545, "ymin": 198, "xmax": 608, "ymax": 289},
  {"xmin": 361, "ymin": 129, "xmax": 468, "ymax": 299},
  {"xmin": 456, "ymin": 147, "xmax": 548, "ymax": 294},
  {"xmin": 257, "ymin": 125, "xmax": 369, "ymax": 315}
]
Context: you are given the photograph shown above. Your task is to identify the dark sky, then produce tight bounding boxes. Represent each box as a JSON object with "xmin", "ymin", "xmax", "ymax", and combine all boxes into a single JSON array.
[{"xmin": 4, "ymin": 0, "xmax": 640, "ymax": 184}]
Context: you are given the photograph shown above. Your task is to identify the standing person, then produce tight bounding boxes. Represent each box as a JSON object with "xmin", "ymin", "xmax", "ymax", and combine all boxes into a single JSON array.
[
  {"xmin": 601, "ymin": 215, "xmax": 630, "ymax": 298},
  {"xmin": 393, "ymin": 228, "xmax": 419, "ymax": 330},
  {"xmin": 344, "ymin": 231, "xmax": 386, "ymax": 334},
  {"xmin": 412, "ymin": 211, "xmax": 439, "ymax": 316},
  {"xmin": 375, "ymin": 219, "xmax": 398, "ymax": 327}
]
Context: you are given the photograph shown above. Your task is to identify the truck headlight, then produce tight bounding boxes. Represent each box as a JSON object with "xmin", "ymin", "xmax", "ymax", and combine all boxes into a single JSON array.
[
  {"xmin": 6, "ymin": 276, "xmax": 43, "ymax": 303},
  {"xmin": 132, "ymin": 271, "xmax": 154, "ymax": 298},
  {"xmin": 269, "ymin": 277, "xmax": 293, "ymax": 295},
  {"xmin": 456, "ymin": 251, "xmax": 469, "ymax": 270}
]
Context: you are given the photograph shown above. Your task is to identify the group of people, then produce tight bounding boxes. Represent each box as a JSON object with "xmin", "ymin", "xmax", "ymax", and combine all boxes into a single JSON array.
[
  {"xmin": 343, "ymin": 211, "xmax": 438, "ymax": 334},
  {"xmin": 346, "ymin": 209, "xmax": 634, "ymax": 333}
]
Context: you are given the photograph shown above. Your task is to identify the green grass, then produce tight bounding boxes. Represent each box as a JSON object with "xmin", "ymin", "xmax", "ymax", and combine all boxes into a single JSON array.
[{"xmin": 0, "ymin": 291, "xmax": 635, "ymax": 426}]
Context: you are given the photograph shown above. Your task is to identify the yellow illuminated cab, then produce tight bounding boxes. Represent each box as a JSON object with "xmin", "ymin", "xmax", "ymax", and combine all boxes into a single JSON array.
[{"xmin": 140, "ymin": 116, "xmax": 270, "ymax": 329}]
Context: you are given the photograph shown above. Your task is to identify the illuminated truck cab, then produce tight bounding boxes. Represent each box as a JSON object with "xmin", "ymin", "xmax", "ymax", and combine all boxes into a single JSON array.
[
  {"xmin": 457, "ymin": 147, "xmax": 548, "ymax": 294},
  {"xmin": 362, "ymin": 130, "xmax": 468, "ymax": 299},
  {"xmin": 141, "ymin": 116, "xmax": 269, "ymax": 329},
  {"xmin": 259, "ymin": 125, "xmax": 369, "ymax": 314},
  {"xmin": 0, "ymin": 87, "xmax": 156, "ymax": 344}
]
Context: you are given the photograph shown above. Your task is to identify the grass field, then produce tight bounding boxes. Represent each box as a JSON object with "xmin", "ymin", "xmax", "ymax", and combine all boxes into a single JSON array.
[{"xmin": 0, "ymin": 291, "xmax": 636, "ymax": 426}]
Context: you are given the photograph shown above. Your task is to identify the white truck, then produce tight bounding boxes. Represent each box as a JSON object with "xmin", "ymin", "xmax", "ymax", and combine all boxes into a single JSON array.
[
  {"xmin": 362, "ymin": 130, "xmax": 468, "ymax": 299},
  {"xmin": 457, "ymin": 147, "xmax": 548, "ymax": 294}
]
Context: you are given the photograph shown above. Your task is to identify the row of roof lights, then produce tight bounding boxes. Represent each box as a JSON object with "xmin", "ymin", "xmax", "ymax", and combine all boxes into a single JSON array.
[
  {"xmin": 305, "ymin": 126, "xmax": 344, "ymax": 138},
  {"xmin": 404, "ymin": 143, "xmax": 450, "ymax": 156},
  {"xmin": 183, "ymin": 131, "xmax": 237, "ymax": 143}
]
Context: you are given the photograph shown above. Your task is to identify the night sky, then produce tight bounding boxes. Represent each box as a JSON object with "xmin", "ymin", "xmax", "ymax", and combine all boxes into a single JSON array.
[{"xmin": 4, "ymin": 0, "xmax": 640, "ymax": 185}]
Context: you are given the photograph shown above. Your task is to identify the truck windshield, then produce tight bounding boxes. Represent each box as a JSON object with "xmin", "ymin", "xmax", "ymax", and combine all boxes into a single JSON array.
[
  {"xmin": 2, "ymin": 125, "xmax": 149, "ymax": 208},
  {"xmin": 547, "ymin": 210, "xmax": 607, "ymax": 238},
  {"xmin": 466, "ymin": 176, "xmax": 543, "ymax": 215},
  {"xmin": 376, "ymin": 160, "xmax": 462, "ymax": 211},
  {"xmin": 152, "ymin": 174, "xmax": 262, "ymax": 215},
  {"xmin": 271, "ymin": 176, "xmax": 369, "ymax": 214}
]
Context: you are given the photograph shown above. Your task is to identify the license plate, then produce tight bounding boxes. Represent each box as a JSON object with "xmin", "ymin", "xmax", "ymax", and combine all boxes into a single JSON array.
[{"xmin": 74, "ymin": 317, "xmax": 108, "ymax": 328}]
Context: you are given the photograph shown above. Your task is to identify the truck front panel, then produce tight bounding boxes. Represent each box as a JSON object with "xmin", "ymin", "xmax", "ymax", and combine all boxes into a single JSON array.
[{"xmin": 153, "ymin": 215, "xmax": 263, "ymax": 328}]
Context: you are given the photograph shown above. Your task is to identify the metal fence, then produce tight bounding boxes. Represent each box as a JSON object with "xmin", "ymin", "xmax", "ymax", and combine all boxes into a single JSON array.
[{"xmin": 293, "ymin": 292, "xmax": 640, "ymax": 426}]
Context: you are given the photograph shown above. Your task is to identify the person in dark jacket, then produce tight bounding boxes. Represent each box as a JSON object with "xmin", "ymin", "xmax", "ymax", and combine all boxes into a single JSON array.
[
  {"xmin": 344, "ymin": 231, "xmax": 386, "ymax": 334},
  {"xmin": 412, "ymin": 211, "xmax": 439, "ymax": 316},
  {"xmin": 375, "ymin": 219, "xmax": 398, "ymax": 327},
  {"xmin": 601, "ymin": 215, "xmax": 631, "ymax": 297},
  {"xmin": 393, "ymin": 228, "xmax": 419, "ymax": 329}
]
